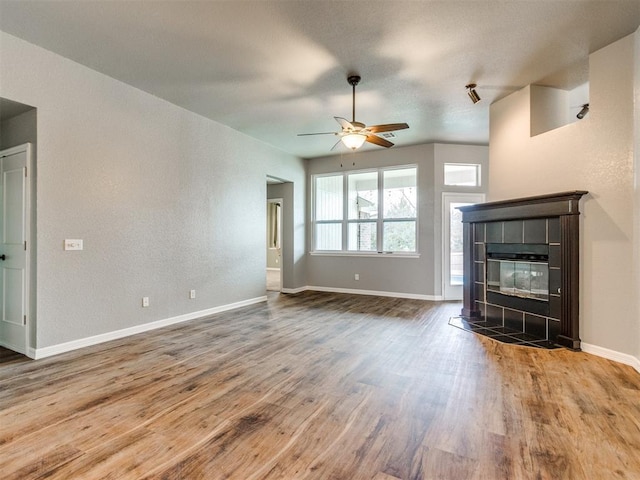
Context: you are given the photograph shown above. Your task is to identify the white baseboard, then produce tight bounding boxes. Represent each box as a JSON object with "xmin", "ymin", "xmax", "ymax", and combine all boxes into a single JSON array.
[
  {"xmin": 286, "ymin": 285, "xmax": 442, "ymax": 301},
  {"xmin": 32, "ymin": 296, "xmax": 267, "ymax": 360},
  {"xmin": 280, "ymin": 286, "xmax": 307, "ymax": 294},
  {"xmin": 581, "ymin": 342, "xmax": 640, "ymax": 374}
]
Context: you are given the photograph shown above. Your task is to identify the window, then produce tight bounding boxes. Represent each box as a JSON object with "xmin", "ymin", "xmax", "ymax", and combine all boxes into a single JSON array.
[
  {"xmin": 444, "ymin": 163, "xmax": 481, "ymax": 186},
  {"xmin": 383, "ymin": 168, "xmax": 417, "ymax": 251},
  {"xmin": 314, "ymin": 175, "xmax": 343, "ymax": 251},
  {"xmin": 313, "ymin": 166, "xmax": 417, "ymax": 253},
  {"xmin": 348, "ymin": 171, "xmax": 378, "ymax": 251}
]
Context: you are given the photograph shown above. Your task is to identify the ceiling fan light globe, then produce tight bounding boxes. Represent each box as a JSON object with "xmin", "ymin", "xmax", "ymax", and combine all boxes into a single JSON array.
[{"xmin": 341, "ymin": 133, "xmax": 367, "ymax": 150}]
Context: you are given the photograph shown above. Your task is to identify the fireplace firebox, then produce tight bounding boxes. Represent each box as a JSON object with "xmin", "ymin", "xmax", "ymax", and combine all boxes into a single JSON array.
[
  {"xmin": 458, "ymin": 191, "xmax": 587, "ymax": 350},
  {"xmin": 486, "ymin": 243, "xmax": 549, "ymax": 301}
]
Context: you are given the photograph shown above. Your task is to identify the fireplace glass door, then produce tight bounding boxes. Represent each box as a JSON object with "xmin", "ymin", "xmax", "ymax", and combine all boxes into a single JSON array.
[{"xmin": 487, "ymin": 259, "xmax": 549, "ymax": 301}]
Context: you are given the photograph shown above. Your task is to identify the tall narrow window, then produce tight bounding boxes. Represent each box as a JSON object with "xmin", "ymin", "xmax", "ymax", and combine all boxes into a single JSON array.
[
  {"xmin": 314, "ymin": 175, "xmax": 343, "ymax": 250},
  {"xmin": 383, "ymin": 167, "xmax": 417, "ymax": 252},
  {"xmin": 267, "ymin": 202, "xmax": 281, "ymax": 248},
  {"xmin": 348, "ymin": 171, "xmax": 378, "ymax": 251}
]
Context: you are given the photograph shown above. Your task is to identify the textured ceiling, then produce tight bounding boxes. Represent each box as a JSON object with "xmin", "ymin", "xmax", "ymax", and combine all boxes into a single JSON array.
[{"xmin": 1, "ymin": 1, "xmax": 639, "ymax": 158}]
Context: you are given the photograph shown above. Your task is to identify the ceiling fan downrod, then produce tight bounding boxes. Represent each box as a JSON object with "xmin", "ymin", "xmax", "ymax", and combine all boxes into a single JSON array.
[{"xmin": 347, "ymin": 75, "xmax": 361, "ymax": 123}]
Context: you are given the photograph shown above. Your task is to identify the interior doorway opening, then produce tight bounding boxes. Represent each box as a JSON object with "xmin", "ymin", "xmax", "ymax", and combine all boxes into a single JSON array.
[
  {"xmin": 0, "ymin": 97, "xmax": 37, "ymax": 358},
  {"xmin": 266, "ymin": 197, "xmax": 282, "ymax": 291},
  {"xmin": 267, "ymin": 175, "xmax": 292, "ymax": 293}
]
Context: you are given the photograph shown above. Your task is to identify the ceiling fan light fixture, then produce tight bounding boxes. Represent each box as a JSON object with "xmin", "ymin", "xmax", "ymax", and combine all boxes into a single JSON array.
[
  {"xmin": 341, "ymin": 133, "xmax": 367, "ymax": 150},
  {"xmin": 466, "ymin": 83, "xmax": 481, "ymax": 104},
  {"xmin": 298, "ymin": 74, "xmax": 409, "ymax": 151}
]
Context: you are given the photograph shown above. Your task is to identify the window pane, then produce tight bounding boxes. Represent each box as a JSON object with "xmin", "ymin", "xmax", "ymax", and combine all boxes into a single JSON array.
[
  {"xmin": 383, "ymin": 221, "xmax": 416, "ymax": 252},
  {"xmin": 315, "ymin": 223, "xmax": 342, "ymax": 250},
  {"xmin": 348, "ymin": 222, "xmax": 377, "ymax": 251},
  {"xmin": 383, "ymin": 168, "xmax": 417, "ymax": 218},
  {"xmin": 315, "ymin": 175, "xmax": 343, "ymax": 221},
  {"xmin": 348, "ymin": 171, "xmax": 378, "ymax": 220},
  {"xmin": 444, "ymin": 164, "xmax": 480, "ymax": 186},
  {"xmin": 449, "ymin": 202, "xmax": 467, "ymax": 285}
]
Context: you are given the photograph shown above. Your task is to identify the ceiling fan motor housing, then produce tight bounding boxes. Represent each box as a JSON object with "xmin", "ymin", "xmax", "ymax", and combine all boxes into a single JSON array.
[{"xmin": 347, "ymin": 75, "xmax": 361, "ymax": 86}]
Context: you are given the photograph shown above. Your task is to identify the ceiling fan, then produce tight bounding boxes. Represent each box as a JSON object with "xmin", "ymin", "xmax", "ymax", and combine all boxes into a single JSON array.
[{"xmin": 298, "ymin": 74, "xmax": 409, "ymax": 151}]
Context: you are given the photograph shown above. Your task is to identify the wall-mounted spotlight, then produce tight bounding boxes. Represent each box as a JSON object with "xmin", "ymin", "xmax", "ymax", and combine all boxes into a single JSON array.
[
  {"xmin": 465, "ymin": 84, "xmax": 481, "ymax": 104},
  {"xmin": 576, "ymin": 103, "xmax": 589, "ymax": 119}
]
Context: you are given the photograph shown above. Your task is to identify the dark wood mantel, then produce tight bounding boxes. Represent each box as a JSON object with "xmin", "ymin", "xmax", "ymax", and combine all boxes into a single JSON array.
[{"xmin": 459, "ymin": 191, "xmax": 588, "ymax": 350}]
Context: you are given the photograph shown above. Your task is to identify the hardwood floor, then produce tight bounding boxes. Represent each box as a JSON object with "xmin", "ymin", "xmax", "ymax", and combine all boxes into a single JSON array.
[{"xmin": 1, "ymin": 291, "xmax": 639, "ymax": 479}]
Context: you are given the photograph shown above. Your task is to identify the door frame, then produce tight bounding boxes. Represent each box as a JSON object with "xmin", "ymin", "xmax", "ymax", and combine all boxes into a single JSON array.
[
  {"xmin": 0, "ymin": 143, "xmax": 33, "ymax": 356},
  {"xmin": 442, "ymin": 192, "xmax": 485, "ymax": 301}
]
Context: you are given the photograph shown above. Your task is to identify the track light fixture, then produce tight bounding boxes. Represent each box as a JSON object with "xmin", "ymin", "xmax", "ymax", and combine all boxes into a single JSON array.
[
  {"xmin": 576, "ymin": 103, "xmax": 589, "ymax": 119},
  {"xmin": 466, "ymin": 84, "xmax": 481, "ymax": 104}
]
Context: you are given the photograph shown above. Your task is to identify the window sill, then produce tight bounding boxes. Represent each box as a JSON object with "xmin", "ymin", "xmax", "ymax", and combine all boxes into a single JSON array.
[{"xmin": 309, "ymin": 252, "xmax": 420, "ymax": 259}]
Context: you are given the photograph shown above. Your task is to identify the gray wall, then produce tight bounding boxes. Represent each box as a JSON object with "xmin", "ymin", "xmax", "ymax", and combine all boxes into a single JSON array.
[
  {"xmin": 0, "ymin": 108, "xmax": 37, "ymax": 149},
  {"xmin": 306, "ymin": 143, "xmax": 488, "ymax": 298},
  {"xmin": 489, "ymin": 30, "xmax": 639, "ymax": 362},
  {"xmin": 0, "ymin": 31, "xmax": 306, "ymax": 351}
]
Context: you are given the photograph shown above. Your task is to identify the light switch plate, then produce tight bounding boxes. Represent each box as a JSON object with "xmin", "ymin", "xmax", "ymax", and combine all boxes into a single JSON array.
[{"xmin": 64, "ymin": 239, "xmax": 83, "ymax": 251}]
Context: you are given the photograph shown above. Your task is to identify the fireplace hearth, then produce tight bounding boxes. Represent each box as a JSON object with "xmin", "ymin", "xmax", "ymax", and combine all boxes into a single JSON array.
[{"xmin": 458, "ymin": 191, "xmax": 587, "ymax": 350}]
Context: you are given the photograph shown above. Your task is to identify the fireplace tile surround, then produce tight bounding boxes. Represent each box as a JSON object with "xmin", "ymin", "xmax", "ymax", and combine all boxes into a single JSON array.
[{"xmin": 458, "ymin": 191, "xmax": 588, "ymax": 350}]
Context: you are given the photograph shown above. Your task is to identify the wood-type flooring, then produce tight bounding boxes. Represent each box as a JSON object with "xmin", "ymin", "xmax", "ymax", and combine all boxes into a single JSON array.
[{"xmin": 1, "ymin": 291, "xmax": 639, "ymax": 479}]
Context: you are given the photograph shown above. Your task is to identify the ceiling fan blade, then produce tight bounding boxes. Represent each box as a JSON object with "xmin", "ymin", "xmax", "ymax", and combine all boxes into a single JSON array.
[
  {"xmin": 297, "ymin": 132, "xmax": 338, "ymax": 136},
  {"xmin": 330, "ymin": 139, "xmax": 343, "ymax": 151},
  {"xmin": 366, "ymin": 134, "xmax": 394, "ymax": 148},
  {"xmin": 367, "ymin": 123, "xmax": 409, "ymax": 133},
  {"xmin": 335, "ymin": 117, "xmax": 355, "ymax": 131}
]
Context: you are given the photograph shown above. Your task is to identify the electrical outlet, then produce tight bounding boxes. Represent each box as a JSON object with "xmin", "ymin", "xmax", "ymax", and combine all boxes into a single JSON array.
[
  {"xmin": 142, "ymin": 296, "xmax": 149, "ymax": 307},
  {"xmin": 354, "ymin": 274, "xmax": 360, "ymax": 281},
  {"xmin": 189, "ymin": 289, "xmax": 196, "ymax": 299},
  {"xmin": 64, "ymin": 239, "xmax": 83, "ymax": 251}
]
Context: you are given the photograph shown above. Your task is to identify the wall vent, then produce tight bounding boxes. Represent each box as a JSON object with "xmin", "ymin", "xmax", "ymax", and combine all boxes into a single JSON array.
[{"xmin": 380, "ymin": 132, "xmax": 396, "ymax": 139}]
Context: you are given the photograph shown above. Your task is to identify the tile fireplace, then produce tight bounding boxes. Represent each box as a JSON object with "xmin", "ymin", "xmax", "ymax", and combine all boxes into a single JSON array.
[{"xmin": 458, "ymin": 191, "xmax": 588, "ymax": 350}]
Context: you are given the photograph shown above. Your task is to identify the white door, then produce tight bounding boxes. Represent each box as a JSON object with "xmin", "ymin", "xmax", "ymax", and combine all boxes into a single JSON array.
[
  {"xmin": 0, "ymin": 144, "xmax": 30, "ymax": 355},
  {"xmin": 443, "ymin": 193, "xmax": 484, "ymax": 300}
]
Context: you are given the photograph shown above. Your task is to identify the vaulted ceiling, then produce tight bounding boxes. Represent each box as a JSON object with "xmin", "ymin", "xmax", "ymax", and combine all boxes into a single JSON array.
[{"xmin": 1, "ymin": 1, "xmax": 639, "ymax": 158}]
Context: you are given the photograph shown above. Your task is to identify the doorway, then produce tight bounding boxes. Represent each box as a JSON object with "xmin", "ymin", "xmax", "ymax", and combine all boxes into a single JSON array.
[
  {"xmin": 266, "ymin": 198, "xmax": 282, "ymax": 291},
  {"xmin": 0, "ymin": 143, "xmax": 32, "ymax": 355},
  {"xmin": 442, "ymin": 192, "xmax": 485, "ymax": 300}
]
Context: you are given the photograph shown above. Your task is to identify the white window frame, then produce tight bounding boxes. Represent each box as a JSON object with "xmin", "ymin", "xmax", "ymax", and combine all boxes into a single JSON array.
[
  {"xmin": 443, "ymin": 163, "xmax": 481, "ymax": 187},
  {"xmin": 313, "ymin": 173, "xmax": 345, "ymax": 251},
  {"xmin": 312, "ymin": 165, "xmax": 418, "ymax": 256}
]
